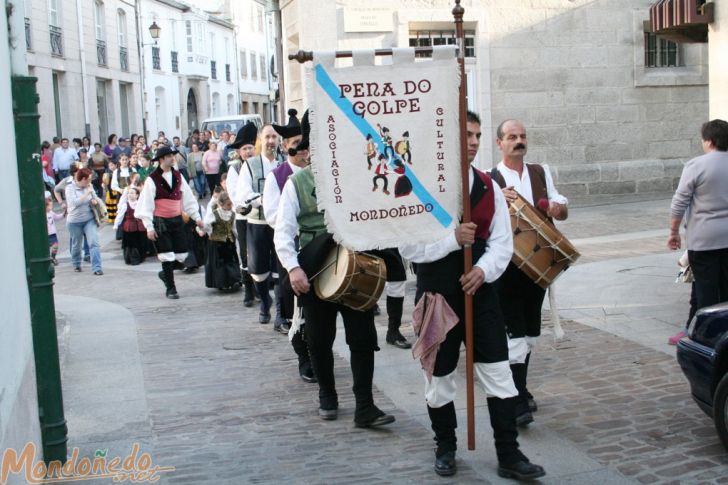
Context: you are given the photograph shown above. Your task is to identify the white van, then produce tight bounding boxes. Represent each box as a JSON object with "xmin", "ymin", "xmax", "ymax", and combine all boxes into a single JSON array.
[{"xmin": 200, "ymin": 114, "xmax": 263, "ymax": 139}]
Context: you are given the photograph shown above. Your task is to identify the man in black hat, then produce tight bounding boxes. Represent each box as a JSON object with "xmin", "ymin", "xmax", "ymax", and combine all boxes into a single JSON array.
[
  {"xmin": 233, "ymin": 114, "xmax": 287, "ymax": 323},
  {"xmin": 227, "ymin": 122, "xmax": 259, "ymax": 307},
  {"xmin": 136, "ymin": 146, "xmax": 204, "ymax": 299},
  {"xmin": 263, "ymin": 110, "xmax": 316, "ymax": 382},
  {"xmin": 274, "ymin": 114, "xmax": 396, "ymax": 428}
]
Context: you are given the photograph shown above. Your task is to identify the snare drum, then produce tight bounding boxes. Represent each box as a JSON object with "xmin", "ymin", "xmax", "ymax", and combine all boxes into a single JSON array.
[
  {"xmin": 508, "ymin": 195, "xmax": 580, "ymax": 288},
  {"xmin": 314, "ymin": 246, "xmax": 387, "ymax": 311}
]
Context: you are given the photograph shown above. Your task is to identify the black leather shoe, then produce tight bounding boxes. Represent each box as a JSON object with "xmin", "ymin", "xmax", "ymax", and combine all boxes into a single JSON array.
[
  {"xmin": 386, "ymin": 332, "xmax": 412, "ymax": 349},
  {"xmin": 300, "ymin": 369, "xmax": 317, "ymax": 383},
  {"xmin": 516, "ymin": 410, "xmax": 534, "ymax": 427},
  {"xmin": 498, "ymin": 460, "xmax": 546, "ymax": 481},
  {"xmin": 166, "ymin": 287, "xmax": 179, "ymax": 299},
  {"xmin": 259, "ymin": 312, "xmax": 271, "ymax": 324},
  {"xmin": 274, "ymin": 321, "xmax": 291, "ymax": 334},
  {"xmin": 354, "ymin": 412, "xmax": 395, "ymax": 428},
  {"xmin": 528, "ymin": 398, "xmax": 538, "ymax": 413},
  {"xmin": 434, "ymin": 451, "xmax": 456, "ymax": 477},
  {"xmin": 318, "ymin": 408, "xmax": 338, "ymax": 420}
]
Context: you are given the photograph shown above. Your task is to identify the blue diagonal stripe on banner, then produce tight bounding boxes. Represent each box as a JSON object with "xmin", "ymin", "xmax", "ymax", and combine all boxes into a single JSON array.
[{"xmin": 315, "ymin": 63, "xmax": 453, "ymax": 228}]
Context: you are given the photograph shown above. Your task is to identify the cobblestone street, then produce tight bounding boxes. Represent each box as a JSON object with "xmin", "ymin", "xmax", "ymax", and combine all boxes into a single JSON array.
[{"xmin": 51, "ymin": 197, "xmax": 728, "ymax": 484}]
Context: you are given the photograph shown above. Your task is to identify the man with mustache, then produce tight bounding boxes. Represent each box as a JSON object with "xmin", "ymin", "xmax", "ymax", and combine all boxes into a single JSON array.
[{"xmin": 491, "ymin": 119, "xmax": 568, "ymax": 428}]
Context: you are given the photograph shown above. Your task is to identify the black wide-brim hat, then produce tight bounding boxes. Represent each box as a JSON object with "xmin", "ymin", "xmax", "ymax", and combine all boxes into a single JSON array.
[
  {"xmin": 228, "ymin": 121, "xmax": 258, "ymax": 150},
  {"xmin": 296, "ymin": 110, "xmax": 311, "ymax": 152},
  {"xmin": 273, "ymin": 109, "xmax": 302, "ymax": 139},
  {"xmin": 152, "ymin": 146, "xmax": 178, "ymax": 162}
]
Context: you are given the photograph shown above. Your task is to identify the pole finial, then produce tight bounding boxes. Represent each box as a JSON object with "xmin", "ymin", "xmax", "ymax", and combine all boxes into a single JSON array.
[
  {"xmin": 288, "ymin": 50, "xmax": 314, "ymax": 63},
  {"xmin": 452, "ymin": 0, "xmax": 464, "ymax": 20}
]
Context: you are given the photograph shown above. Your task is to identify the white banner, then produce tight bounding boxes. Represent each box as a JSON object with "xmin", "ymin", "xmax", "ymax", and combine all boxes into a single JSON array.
[{"xmin": 306, "ymin": 46, "xmax": 462, "ymax": 251}]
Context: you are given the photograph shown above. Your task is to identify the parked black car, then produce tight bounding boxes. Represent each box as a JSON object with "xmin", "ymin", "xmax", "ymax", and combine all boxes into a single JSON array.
[{"xmin": 677, "ymin": 302, "xmax": 728, "ymax": 450}]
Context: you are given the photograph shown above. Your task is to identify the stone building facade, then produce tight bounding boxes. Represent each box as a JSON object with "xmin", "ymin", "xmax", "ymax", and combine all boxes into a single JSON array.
[
  {"xmin": 280, "ymin": 0, "xmax": 710, "ymax": 199},
  {"xmin": 140, "ymin": 0, "xmax": 238, "ymax": 138},
  {"xmin": 24, "ymin": 0, "xmax": 143, "ymax": 143}
]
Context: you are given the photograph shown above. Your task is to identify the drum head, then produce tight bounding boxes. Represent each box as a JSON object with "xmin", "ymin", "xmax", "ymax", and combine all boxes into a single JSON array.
[
  {"xmin": 316, "ymin": 246, "xmax": 352, "ymax": 299},
  {"xmin": 395, "ymin": 141, "xmax": 407, "ymax": 155}
]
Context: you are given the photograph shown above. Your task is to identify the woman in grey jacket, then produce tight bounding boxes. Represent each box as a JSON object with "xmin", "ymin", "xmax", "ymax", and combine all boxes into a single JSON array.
[
  {"xmin": 65, "ymin": 168, "xmax": 104, "ymax": 275},
  {"xmin": 669, "ymin": 119, "xmax": 728, "ymax": 311}
]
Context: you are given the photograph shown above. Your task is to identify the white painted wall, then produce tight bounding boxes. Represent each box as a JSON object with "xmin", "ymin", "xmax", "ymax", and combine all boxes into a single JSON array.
[
  {"xmin": 140, "ymin": 0, "xmax": 237, "ymax": 137},
  {"xmin": 0, "ymin": 3, "xmax": 43, "ymax": 475}
]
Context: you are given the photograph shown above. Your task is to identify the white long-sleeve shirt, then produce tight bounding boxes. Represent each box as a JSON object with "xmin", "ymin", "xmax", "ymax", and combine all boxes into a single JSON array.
[
  {"xmin": 274, "ymin": 179, "xmax": 307, "ymax": 273},
  {"xmin": 233, "ymin": 153, "xmax": 279, "ymax": 211},
  {"xmin": 135, "ymin": 169, "xmax": 201, "ymax": 231},
  {"xmin": 111, "ymin": 167, "xmax": 136, "ymax": 194},
  {"xmin": 226, "ymin": 161, "xmax": 245, "ymax": 221},
  {"xmin": 399, "ymin": 170, "xmax": 513, "ymax": 284},
  {"xmin": 263, "ymin": 161, "xmax": 303, "ymax": 228},
  {"xmin": 496, "ymin": 161, "xmax": 567, "ymax": 206}
]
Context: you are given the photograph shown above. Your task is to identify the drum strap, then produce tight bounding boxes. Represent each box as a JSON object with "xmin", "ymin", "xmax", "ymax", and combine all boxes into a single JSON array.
[{"xmin": 489, "ymin": 167, "xmax": 507, "ymax": 189}]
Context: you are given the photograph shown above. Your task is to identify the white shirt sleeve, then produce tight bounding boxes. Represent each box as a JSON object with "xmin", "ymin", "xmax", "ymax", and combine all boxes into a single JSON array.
[
  {"xmin": 234, "ymin": 161, "xmax": 260, "ymax": 209},
  {"xmin": 474, "ymin": 186, "xmax": 513, "ymax": 282},
  {"xmin": 399, "ymin": 231, "xmax": 460, "ymax": 264},
  {"xmin": 273, "ymin": 181, "xmax": 302, "ymax": 272},
  {"xmin": 135, "ymin": 178, "xmax": 157, "ymax": 231},
  {"xmin": 543, "ymin": 164, "xmax": 568, "ymax": 205},
  {"xmin": 111, "ymin": 170, "xmax": 121, "ymax": 193},
  {"xmin": 262, "ymin": 172, "xmax": 281, "ymax": 227},
  {"xmin": 114, "ymin": 200, "xmax": 127, "ymax": 229},
  {"xmin": 181, "ymin": 176, "xmax": 201, "ymax": 221},
  {"xmin": 202, "ymin": 206, "xmax": 217, "ymax": 234},
  {"xmin": 226, "ymin": 165, "xmax": 239, "ymax": 202}
]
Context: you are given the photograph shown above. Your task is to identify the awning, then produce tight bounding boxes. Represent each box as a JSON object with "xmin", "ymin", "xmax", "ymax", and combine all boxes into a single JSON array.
[{"xmin": 649, "ymin": 0, "xmax": 714, "ymax": 43}]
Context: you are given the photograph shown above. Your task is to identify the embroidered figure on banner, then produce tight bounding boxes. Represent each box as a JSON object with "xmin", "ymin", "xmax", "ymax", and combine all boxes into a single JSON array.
[
  {"xmin": 372, "ymin": 154, "xmax": 390, "ymax": 195},
  {"xmin": 365, "ymin": 133, "xmax": 377, "ymax": 170}
]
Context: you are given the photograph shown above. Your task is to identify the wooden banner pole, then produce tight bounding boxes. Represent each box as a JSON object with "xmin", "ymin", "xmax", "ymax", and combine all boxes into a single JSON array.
[
  {"xmin": 289, "ymin": 6, "xmax": 475, "ymax": 448},
  {"xmin": 452, "ymin": 0, "xmax": 476, "ymax": 451}
]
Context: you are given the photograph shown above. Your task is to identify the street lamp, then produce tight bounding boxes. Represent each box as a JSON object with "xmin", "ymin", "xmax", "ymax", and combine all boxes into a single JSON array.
[{"xmin": 148, "ymin": 21, "xmax": 161, "ymax": 43}]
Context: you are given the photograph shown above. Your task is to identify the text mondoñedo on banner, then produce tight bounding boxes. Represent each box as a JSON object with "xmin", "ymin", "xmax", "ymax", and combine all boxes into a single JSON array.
[{"xmin": 306, "ymin": 46, "xmax": 462, "ymax": 251}]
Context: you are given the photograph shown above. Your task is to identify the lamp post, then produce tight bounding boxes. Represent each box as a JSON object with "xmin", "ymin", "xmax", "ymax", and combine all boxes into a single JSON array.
[{"xmin": 134, "ymin": 0, "xmax": 163, "ymax": 139}]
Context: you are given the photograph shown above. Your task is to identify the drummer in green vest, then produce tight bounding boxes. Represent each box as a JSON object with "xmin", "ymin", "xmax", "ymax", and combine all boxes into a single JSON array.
[{"xmin": 273, "ymin": 110, "xmax": 396, "ymax": 429}]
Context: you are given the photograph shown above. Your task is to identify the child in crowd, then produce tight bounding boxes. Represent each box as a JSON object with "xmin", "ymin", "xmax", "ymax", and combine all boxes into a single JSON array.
[
  {"xmin": 114, "ymin": 185, "xmax": 148, "ymax": 265},
  {"xmin": 136, "ymin": 152, "xmax": 152, "ymax": 182},
  {"xmin": 203, "ymin": 191, "xmax": 241, "ymax": 290},
  {"xmin": 46, "ymin": 193, "xmax": 65, "ymax": 265},
  {"xmin": 103, "ymin": 159, "xmax": 118, "ymax": 222}
]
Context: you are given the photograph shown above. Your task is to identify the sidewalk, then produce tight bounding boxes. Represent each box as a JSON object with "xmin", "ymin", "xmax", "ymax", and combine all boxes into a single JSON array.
[{"xmin": 50, "ymin": 197, "xmax": 728, "ymax": 484}]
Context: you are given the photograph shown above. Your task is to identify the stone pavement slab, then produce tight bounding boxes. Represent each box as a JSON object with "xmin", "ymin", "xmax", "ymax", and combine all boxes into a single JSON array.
[{"xmin": 49, "ymin": 195, "xmax": 728, "ymax": 484}]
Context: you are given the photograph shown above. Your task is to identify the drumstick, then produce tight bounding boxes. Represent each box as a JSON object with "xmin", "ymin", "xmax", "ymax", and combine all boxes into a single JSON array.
[{"xmin": 549, "ymin": 285, "xmax": 565, "ymax": 340}]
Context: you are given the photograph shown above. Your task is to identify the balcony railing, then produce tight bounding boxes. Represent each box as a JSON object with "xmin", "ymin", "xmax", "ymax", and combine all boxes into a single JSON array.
[
  {"xmin": 225, "ymin": 63, "xmax": 231, "ymax": 82},
  {"xmin": 211, "ymin": 60, "xmax": 217, "ymax": 80},
  {"xmin": 120, "ymin": 46, "xmax": 128, "ymax": 71},
  {"xmin": 25, "ymin": 18, "xmax": 31, "ymax": 50},
  {"xmin": 171, "ymin": 51, "xmax": 178, "ymax": 73},
  {"xmin": 152, "ymin": 46, "xmax": 161, "ymax": 70},
  {"xmin": 97, "ymin": 39, "xmax": 107, "ymax": 66},
  {"xmin": 49, "ymin": 25, "xmax": 63, "ymax": 57}
]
